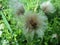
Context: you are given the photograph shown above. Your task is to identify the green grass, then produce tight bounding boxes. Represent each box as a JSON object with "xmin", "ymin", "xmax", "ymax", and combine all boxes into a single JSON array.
[{"xmin": 0, "ymin": 0, "xmax": 60, "ymax": 45}]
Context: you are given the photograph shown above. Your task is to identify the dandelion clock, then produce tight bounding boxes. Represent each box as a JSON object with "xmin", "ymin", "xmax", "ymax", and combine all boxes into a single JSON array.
[
  {"xmin": 40, "ymin": 0, "xmax": 56, "ymax": 14},
  {"xmin": 8, "ymin": 0, "xmax": 25, "ymax": 15},
  {"xmin": 20, "ymin": 11, "xmax": 48, "ymax": 41}
]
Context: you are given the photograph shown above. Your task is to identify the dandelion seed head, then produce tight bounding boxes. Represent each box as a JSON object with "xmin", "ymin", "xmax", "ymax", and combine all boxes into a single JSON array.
[
  {"xmin": 8, "ymin": 0, "xmax": 25, "ymax": 15},
  {"xmin": 21, "ymin": 12, "xmax": 48, "ymax": 40},
  {"xmin": 40, "ymin": 1, "xmax": 55, "ymax": 13},
  {"xmin": 25, "ymin": 14, "xmax": 39, "ymax": 30}
]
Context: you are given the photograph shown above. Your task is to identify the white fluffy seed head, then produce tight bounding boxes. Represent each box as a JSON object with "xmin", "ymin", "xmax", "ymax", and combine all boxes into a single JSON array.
[
  {"xmin": 21, "ymin": 11, "xmax": 48, "ymax": 40},
  {"xmin": 8, "ymin": 0, "xmax": 25, "ymax": 15},
  {"xmin": 40, "ymin": 0, "xmax": 56, "ymax": 13}
]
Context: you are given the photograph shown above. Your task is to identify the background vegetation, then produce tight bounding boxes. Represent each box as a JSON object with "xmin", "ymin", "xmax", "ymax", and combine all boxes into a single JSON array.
[{"xmin": 0, "ymin": 0, "xmax": 60, "ymax": 45}]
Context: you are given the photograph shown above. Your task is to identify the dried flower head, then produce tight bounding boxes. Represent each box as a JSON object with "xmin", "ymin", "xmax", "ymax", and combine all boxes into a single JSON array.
[
  {"xmin": 21, "ymin": 12, "xmax": 48, "ymax": 40},
  {"xmin": 40, "ymin": 0, "xmax": 55, "ymax": 13},
  {"xmin": 8, "ymin": 0, "xmax": 25, "ymax": 15},
  {"xmin": 25, "ymin": 14, "xmax": 39, "ymax": 30}
]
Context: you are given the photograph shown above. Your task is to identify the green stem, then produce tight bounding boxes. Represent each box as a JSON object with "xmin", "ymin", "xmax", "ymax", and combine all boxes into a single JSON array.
[{"xmin": 0, "ymin": 11, "xmax": 12, "ymax": 34}]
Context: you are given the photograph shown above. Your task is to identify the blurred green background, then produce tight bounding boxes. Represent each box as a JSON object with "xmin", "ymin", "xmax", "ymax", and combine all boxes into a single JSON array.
[{"xmin": 0, "ymin": 0, "xmax": 60, "ymax": 45}]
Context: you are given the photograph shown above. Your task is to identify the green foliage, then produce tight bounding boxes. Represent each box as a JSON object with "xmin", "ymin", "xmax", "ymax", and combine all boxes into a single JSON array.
[{"xmin": 0, "ymin": 0, "xmax": 60, "ymax": 45}]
